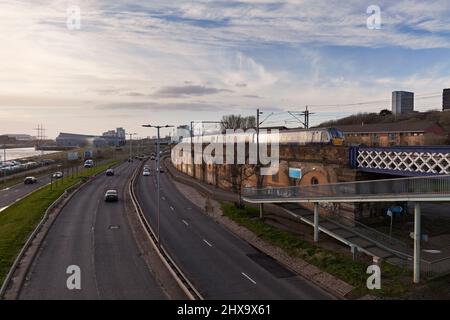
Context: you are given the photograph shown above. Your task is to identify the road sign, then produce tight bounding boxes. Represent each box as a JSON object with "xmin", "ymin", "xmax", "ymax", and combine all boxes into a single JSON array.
[{"xmin": 67, "ymin": 152, "xmax": 79, "ymax": 161}]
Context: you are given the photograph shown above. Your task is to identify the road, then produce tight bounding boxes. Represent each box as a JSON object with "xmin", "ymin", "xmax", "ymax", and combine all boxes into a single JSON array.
[
  {"xmin": 0, "ymin": 161, "xmax": 111, "ymax": 213},
  {"xmin": 19, "ymin": 162, "xmax": 167, "ymax": 299},
  {"xmin": 0, "ymin": 175, "xmax": 52, "ymax": 212},
  {"xmin": 135, "ymin": 160, "xmax": 334, "ymax": 300}
]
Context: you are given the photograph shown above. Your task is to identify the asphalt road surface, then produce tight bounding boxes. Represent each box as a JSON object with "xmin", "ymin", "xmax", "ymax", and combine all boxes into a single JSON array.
[
  {"xmin": 0, "ymin": 175, "xmax": 52, "ymax": 212},
  {"xmin": 135, "ymin": 160, "xmax": 334, "ymax": 300},
  {"xmin": 20, "ymin": 162, "xmax": 167, "ymax": 300}
]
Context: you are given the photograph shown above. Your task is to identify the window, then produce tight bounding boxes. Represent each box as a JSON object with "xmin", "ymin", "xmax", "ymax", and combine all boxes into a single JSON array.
[
  {"xmin": 311, "ymin": 177, "xmax": 319, "ymax": 185},
  {"xmin": 272, "ymin": 173, "xmax": 279, "ymax": 183},
  {"xmin": 388, "ymin": 133, "xmax": 396, "ymax": 141}
]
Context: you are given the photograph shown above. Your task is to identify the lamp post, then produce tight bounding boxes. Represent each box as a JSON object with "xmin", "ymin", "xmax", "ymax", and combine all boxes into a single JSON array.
[
  {"xmin": 127, "ymin": 133, "xmax": 137, "ymax": 161},
  {"xmin": 142, "ymin": 124, "xmax": 173, "ymax": 249}
]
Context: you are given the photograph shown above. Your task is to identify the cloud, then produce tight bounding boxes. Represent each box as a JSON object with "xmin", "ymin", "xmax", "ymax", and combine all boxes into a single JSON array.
[
  {"xmin": 98, "ymin": 101, "xmax": 228, "ymax": 112},
  {"xmin": 152, "ymin": 85, "xmax": 233, "ymax": 98}
]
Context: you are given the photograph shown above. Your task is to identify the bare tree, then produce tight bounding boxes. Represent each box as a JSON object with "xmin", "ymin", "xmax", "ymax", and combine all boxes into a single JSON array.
[{"xmin": 220, "ymin": 114, "xmax": 257, "ymax": 207}]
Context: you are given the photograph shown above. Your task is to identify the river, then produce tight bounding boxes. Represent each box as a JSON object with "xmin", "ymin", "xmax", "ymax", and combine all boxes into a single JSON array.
[{"xmin": 0, "ymin": 147, "xmax": 59, "ymax": 161}]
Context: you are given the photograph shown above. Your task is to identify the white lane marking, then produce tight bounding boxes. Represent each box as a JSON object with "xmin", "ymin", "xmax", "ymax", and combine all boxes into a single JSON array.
[
  {"xmin": 161, "ymin": 196, "xmax": 166, "ymax": 200},
  {"xmin": 1, "ymin": 187, "xmax": 10, "ymax": 191},
  {"xmin": 0, "ymin": 206, "xmax": 9, "ymax": 213},
  {"xmin": 182, "ymin": 219, "xmax": 189, "ymax": 227},
  {"xmin": 242, "ymin": 272, "xmax": 256, "ymax": 284},
  {"xmin": 203, "ymin": 239, "xmax": 213, "ymax": 247}
]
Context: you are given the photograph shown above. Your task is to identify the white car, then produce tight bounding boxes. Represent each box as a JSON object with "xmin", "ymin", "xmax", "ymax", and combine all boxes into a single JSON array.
[
  {"xmin": 84, "ymin": 159, "xmax": 94, "ymax": 168},
  {"xmin": 143, "ymin": 170, "xmax": 151, "ymax": 176},
  {"xmin": 52, "ymin": 171, "xmax": 63, "ymax": 179}
]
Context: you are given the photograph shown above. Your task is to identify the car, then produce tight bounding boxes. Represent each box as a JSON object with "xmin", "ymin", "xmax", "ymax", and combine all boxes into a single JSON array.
[
  {"xmin": 41, "ymin": 159, "xmax": 56, "ymax": 166},
  {"xmin": 143, "ymin": 170, "xmax": 151, "ymax": 176},
  {"xmin": 150, "ymin": 156, "xmax": 155, "ymax": 160},
  {"xmin": 156, "ymin": 167, "xmax": 164, "ymax": 173},
  {"xmin": 104, "ymin": 190, "xmax": 118, "ymax": 202},
  {"xmin": 106, "ymin": 168, "xmax": 114, "ymax": 176},
  {"xmin": 84, "ymin": 159, "xmax": 94, "ymax": 168},
  {"xmin": 52, "ymin": 171, "xmax": 63, "ymax": 179},
  {"xmin": 143, "ymin": 165, "xmax": 150, "ymax": 170},
  {"xmin": 24, "ymin": 176, "xmax": 37, "ymax": 184}
]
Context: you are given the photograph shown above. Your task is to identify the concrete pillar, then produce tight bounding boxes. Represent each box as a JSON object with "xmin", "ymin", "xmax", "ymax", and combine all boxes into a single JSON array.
[
  {"xmin": 413, "ymin": 202, "xmax": 421, "ymax": 284},
  {"xmin": 259, "ymin": 203, "xmax": 264, "ymax": 219},
  {"xmin": 314, "ymin": 203, "xmax": 319, "ymax": 242}
]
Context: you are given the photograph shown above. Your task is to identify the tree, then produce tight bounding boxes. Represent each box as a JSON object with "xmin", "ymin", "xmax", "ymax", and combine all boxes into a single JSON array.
[
  {"xmin": 379, "ymin": 109, "xmax": 392, "ymax": 116},
  {"xmin": 220, "ymin": 114, "xmax": 257, "ymax": 207},
  {"xmin": 221, "ymin": 114, "xmax": 256, "ymax": 132}
]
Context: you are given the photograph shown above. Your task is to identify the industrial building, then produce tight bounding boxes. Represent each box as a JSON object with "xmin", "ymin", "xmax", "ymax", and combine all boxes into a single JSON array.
[
  {"xmin": 56, "ymin": 128, "xmax": 126, "ymax": 148},
  {"xmin": 392, "ymin": 91, "xmax": 414, "ymax": 115}
]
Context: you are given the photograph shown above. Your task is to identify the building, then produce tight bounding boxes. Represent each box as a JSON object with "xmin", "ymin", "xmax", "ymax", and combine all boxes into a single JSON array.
[
  {"xmin": 336, "ymin": 121, "xmax": 446, "ymax": 147},
  {"xmin": 4, "ymin": 134, "xmax": 33, "ymax": 141},
  {"xmin": 443, "ymin": 88, "xmax": 450, "ymax": 111},
  {"xmin": 101, "ymin": 128, "xmax": 126, "ymax": 146},
  {"xmin": 56, "ymin": 128, "xmax": 126, "ymax": 148},
  {"xmin": 392, "ymin": 91, "xmax": 414, "ymax": 115},
  {"xmin": 171, "ymin": 125, "xmax": 190, "ymax": 143}
]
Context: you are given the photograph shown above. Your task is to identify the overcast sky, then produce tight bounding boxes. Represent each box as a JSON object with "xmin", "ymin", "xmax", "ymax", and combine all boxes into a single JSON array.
[{"xmin": 1, "ymin": 0, "xmax": 450, "ymax": 138}]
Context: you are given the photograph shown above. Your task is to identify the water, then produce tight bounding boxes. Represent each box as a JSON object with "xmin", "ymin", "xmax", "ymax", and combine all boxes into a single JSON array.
[{"xmin": 0, "ymin": 147, "xmax": 58, "ymax": 161}]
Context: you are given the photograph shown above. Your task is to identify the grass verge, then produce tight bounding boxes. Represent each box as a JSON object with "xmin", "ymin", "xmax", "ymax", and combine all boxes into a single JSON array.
[
  {"xmin": 221, "ymin": 202, "xmax": 413, "ymax": 298},
  {"xmin": 0, "ymin": 160, "xmax": 118, "ymax": 285}
]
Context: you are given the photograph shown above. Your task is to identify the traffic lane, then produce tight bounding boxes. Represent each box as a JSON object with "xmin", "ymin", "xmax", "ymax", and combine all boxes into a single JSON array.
[
  {"xmin": 0, "ymin": 175, "xmax": 51, "ymax": 210},
  {"xmin": 93, "ymin": 163, "xmax": 167, "ymax": 299},
  {"xmin": 20, "ymin": 162, "xmax": 167, "ymax": 300},
  {"xmin": 137, "ymin": 175, "xmax": 259, "ymax": 299},
  {"xmin": 0, "ymin": 163, "xmax": 97, "ymax": 210},
  {"xmin": 156, "ymin": 171, "xmax": 333, "ymax": 300},
  {"xmin": 137, "ymin": 171, "xmax": 332, "ymax": 299}
]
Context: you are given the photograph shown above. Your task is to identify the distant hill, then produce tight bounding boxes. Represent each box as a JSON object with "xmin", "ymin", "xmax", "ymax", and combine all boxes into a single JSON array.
[{"xmin": 318, "ymin": 109, "xmax": 450, "ymax": 133}]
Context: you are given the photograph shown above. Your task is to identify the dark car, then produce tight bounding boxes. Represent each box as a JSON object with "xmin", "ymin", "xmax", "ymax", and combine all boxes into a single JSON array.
[
  {"xmin": 24, "ymin": 176, "xmax": 37, "ymax": 184},
  {"xmin": 104, "ymin": 190, "xmax": 119, "ymax": 202},
  {"xmin": 106, "ymin": 168, "xmax": 114, "ymax": 176}
]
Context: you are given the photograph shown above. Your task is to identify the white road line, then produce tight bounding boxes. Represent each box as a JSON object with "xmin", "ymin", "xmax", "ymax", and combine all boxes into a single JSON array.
[
  {"xmin": 182, "ymin": 219, "xmax": 189, "ymax": 227},
  {"xmin": 161, "ymin": 196, "xmax": 166, "ymax": 200},
  {"xmin": 203, "ymin": 239, "xmax": 213, "ymax": 247},
  {"xmin": 241, "ymin": 272, "xmax": 256, "ymax": 284}
]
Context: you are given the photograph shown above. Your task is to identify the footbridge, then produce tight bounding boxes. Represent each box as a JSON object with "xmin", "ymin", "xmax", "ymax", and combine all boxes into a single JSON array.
[
  {"xmin": 350, "ymin": 146, "xmax": 450, "ymax": 177},
  {"xmin": 243, "ymin": 175, "xmax": 450, "ymax": 283}
]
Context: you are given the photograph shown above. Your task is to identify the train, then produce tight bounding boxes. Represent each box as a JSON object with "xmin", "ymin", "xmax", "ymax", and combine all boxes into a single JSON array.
[{"xmin": 180, "ymin": 127, "xmax": 345, "ymax": 146}]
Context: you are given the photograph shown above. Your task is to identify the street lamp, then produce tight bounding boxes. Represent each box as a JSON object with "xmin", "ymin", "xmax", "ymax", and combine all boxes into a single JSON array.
[
  {"xmin": 127, "ymin": 133, "xmax": 137, "ymax": 161},
  {"xmin": 142, "ymin": 124, "xmax": 173, "ymax": 249}
]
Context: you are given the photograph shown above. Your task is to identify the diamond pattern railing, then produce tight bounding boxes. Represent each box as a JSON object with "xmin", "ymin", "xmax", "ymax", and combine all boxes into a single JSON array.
[{"xmin": 351, "ymin": 147, "xmax": 450, "ymax": 176}]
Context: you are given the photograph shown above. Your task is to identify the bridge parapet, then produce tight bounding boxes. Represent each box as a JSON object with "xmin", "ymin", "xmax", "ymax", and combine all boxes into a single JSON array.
[{"xmin": 350, "ymin": 146, "xmax": 450, "ymax": 176}]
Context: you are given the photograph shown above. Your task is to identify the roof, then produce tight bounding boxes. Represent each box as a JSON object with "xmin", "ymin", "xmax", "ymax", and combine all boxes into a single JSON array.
[{"xmin": 334, "ymin": 121, "xmax": 441, "ymax": 134}]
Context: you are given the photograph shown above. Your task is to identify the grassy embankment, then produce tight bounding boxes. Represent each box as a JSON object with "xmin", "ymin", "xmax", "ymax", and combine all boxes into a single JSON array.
[
  {"xmin": 0, "ymin": 160, "xmax": 118, "ymax": 285},
  {"xmin": 221, "ymin": 202, "xmax": 413, "ymax": 298}
]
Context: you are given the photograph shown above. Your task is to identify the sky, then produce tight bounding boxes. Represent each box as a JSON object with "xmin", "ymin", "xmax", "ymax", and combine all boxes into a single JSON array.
[{"xmin": 1, "ymin": 0, "xmax": 450, "ymax": 138}]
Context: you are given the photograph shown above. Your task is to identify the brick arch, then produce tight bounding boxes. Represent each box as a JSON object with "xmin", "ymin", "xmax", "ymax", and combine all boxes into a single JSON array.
[{"xmin": 299, "ymin": 170, "xmax": 329, "ymax": 186}]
